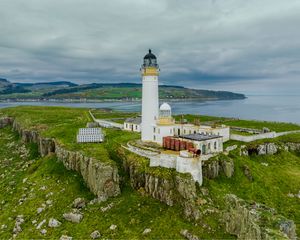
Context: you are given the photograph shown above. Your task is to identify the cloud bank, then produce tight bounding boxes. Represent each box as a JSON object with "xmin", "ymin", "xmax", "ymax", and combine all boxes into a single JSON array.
[{"xmin": 0, "ymin": 0, "xmax": 299, "ymax": 94}]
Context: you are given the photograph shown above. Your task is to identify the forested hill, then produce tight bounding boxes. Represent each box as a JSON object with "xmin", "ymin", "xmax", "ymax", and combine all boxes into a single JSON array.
[{"xmin": 0, "ymin": 79, "xmax": 246, "ymax": 101}]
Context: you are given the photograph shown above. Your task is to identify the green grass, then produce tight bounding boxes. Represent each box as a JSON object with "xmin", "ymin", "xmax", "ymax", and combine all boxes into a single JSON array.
[
  {"xmin": 174, "ymin": 114, "xmax": 300, "ymax": 132},
  {"xmin": 1, "ymin": 106, "xmax": 140, "ymax": 166},
  {"xmin": 1, "ymin": 106, "xmax": 300, "ymax": 237},
  {"xmin": 0, "ymin": 126, "xmax": 232, "ymax": 239},
  {"xmin": 205, "ymin": 150, "xmax": 300, "ymax": 235}
]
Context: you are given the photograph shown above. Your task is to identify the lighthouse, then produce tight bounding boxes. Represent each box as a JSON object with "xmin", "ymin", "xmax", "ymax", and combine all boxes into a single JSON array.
[{"xmin": 141, "ymin": 49, "xmax": 159, "ymax": 141}]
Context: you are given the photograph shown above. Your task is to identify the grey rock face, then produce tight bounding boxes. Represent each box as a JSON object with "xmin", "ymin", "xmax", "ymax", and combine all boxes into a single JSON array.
[
  {"xmin": 220, "ymin": 159, "xmax": 234, "ymax": 178},
  {"xmin": 63, "ymin": 212, "xmax": 83, "ymax": 223},
  {"xmin": 121, "ymin": 148, "xmax": 200, "ymax": 220},
  {"xmin": 242, "ymin": 165, "xmax": 253, "ymax": 181},
  {"xmin": 0, "ymin": 117, "xmax": 14, "ymax": 128},
  {"xmin": 257, "ymin": 143, "xmax": 278, "ymax": 155},
  {"xmin": 202, "ymin": 157, "xmax": 234, "ymax": 179},
  {"xmin": 279, "ymin": 220, "xmax": 297, "ymax": 240},
  {"xmin": 223, "ymin": 194, "xmax": 297, "ymax": 240},
  {"xmin": 240, "ymin": 145, "xmax": 249, "ymax": 156},
  {"xmin": 7, "ymin": 117, "xmax": 120, "ymax": 199}
]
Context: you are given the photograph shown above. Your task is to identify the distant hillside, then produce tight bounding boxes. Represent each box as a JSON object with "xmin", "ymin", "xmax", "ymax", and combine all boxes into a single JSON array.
[{"xmin": 0, "ymin": 79, "xmax": 246, "ymax": 101}]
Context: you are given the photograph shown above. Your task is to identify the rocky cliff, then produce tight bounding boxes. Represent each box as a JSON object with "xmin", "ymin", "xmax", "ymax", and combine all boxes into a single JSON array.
[
  {"xmin": 0, "ymin": 117, "xmax": 120, "ymax": 198},
  {"xmin": 240, "ymin": 142, "xmax": 300, "ymax": 156},
  {"xmin": 224, "ymin": 194, "xmax": 297, "ymax": 240},
  {"xmin": 118, "ymin": 147, "xmax": 200, "ymax": 220},
  {"xmin": 202, "ymin": 155, "xmax": 234, "ymax": 179}
]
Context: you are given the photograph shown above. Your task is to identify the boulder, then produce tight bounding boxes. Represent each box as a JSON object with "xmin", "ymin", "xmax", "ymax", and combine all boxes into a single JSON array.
[
  {"xmin": 142, "ymin": 228, "xmax": 151, "ymax": 235},
  {"xmin": 90, "ymin": 230, "xmax": 101, "ymax": 239},
  {"xmin": 242, "ymin": 165, "xmax": 253, "ymax": 181},
  {"xmin": 109, "ymin": 224, "xmax": 117, "ymax": 230},
  {"xmin": 73, "ymin": 198, "xmax": 86, "ymax": 209},
  {"xmin": 180, "ymin": 229, "xmax": 199, "ymax": 240},
  {"xmin": 63, "ymin": 212, "xmax": 83, "ymax": 223},
  {"xmin": 48, "ymin": 218, "xmax": 61, "ymax": 228},
  {"xmin": 60, "ymin": 235, "xmax": 72, "ymax": 240}
]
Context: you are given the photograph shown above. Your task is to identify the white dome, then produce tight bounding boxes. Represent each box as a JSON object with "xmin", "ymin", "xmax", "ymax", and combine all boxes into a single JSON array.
[{"xmin": 160, "ymin": 102, "xmax": 171, "ymax": 111}]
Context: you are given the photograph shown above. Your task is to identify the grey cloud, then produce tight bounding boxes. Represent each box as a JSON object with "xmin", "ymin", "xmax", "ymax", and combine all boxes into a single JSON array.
[{"xmin": 0, "ymin": 0, "xmax": 300, "ymax": 94}]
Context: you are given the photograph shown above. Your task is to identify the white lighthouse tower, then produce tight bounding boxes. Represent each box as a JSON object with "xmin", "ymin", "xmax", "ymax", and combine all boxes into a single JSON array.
[{"xmin": 141, "ymin": 49, "xmax": 159, "ymax": 141}]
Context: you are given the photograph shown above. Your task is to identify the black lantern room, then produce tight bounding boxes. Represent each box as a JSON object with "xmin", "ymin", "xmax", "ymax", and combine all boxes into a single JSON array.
[{"xmin": 142, "ymin": 49, "xmax": 159, "ymax": 68}]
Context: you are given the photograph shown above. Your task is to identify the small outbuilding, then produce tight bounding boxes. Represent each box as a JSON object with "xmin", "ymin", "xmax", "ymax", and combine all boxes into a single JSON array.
[{"xmin": 124, "ymin": 117, "xmax": 141, "ymax": 132}]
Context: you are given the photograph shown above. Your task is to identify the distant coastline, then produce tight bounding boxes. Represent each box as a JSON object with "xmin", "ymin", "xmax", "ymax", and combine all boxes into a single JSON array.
[{"xmin": 0, "ymin": 96, "xmax": 246, "ymax": 103}]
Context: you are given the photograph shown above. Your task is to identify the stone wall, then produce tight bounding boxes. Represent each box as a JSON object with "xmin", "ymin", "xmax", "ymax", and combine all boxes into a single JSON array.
[
  {"xmin": 230, "ymin": 132, "xmax": 277, "ymax": 142},
  {"xmin": 1, "ymin": 117, "xmax": 120, "ymax": 198},
  {"xmin": 231, "ymin": 130, "xmax": 300, "ymax": 143}
]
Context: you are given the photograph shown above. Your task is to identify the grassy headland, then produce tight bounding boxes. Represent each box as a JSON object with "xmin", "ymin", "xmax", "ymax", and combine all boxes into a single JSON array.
[{"xmin": 0, "ymin": 106, "xmax": 299, "ymax": 238}]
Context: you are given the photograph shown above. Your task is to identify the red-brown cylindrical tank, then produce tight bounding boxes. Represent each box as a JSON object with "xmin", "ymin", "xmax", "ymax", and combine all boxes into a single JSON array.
[
  {"xmin": 170, "ymin": 138, "xmax": 175, "ymax": 150},
  {"xmin": 165, "ymin": 137, "xmax": 171, "ymax": 149},
  {"xmin": 180, "ymin": 141, "xmax": 186, "ymax": 150},
  {"xmin": 175, "ymin": 139, "xmax": 180, "ymax": 151}
]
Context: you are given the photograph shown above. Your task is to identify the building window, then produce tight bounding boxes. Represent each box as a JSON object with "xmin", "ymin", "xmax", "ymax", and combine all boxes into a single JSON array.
[
  {"xmin": 194, "ymin": 130, "xmax": 196, "ymax": 134},
  {"xmin": 214, "ymin": 142, "xmax": 217, "ymax": 150},
  {"xmin": 153, "ymin": 127, "xmax": 156, "ymax": 133},
  {"xmin": 153, "ymin": 135, "xmax": 156, "ymax": 141},
  {"xmin": 158, "ymin": 128, "xmax": 160, "ymax": 134},
  {"xmin": 135, "ymin": 125, "xmax": 137, "ymax": 130},
  {"xmin": 208, "ymin": 143, "xmax": 211, "ymax": 150}
]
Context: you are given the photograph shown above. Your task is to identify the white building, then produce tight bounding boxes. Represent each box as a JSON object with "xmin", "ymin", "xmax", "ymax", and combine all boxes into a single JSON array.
[
  {"xmin": 124, "ymin": 49, "xmax": 230, "ymax": 154},
  {"xmin": 77, "ymin": 128, "xmax": 104, "ymax": 143},
  {"xmin": 124, "ymin": 117, "xmax": 141, "ymax": 132}
]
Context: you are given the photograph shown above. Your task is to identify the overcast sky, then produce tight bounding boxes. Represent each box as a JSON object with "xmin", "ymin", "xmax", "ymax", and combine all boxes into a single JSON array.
[{"xmin": 0, "ymin": 0, "xmax": 299, "ymax": 94}]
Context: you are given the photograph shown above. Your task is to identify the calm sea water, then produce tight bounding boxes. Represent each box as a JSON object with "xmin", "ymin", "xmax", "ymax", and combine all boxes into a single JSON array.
[{"xmin": 0, "ymin": 95, "xmax": 300, "ymax": 124}]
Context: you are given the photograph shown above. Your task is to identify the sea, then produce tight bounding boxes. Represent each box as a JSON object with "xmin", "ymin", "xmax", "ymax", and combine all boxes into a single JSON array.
[{"xmin": 0, "ymin": 95, "xmax": 300, "ymax": 124}]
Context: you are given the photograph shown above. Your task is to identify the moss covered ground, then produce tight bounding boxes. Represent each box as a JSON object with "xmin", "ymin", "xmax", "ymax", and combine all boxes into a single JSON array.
[
  {"xmin": 0, "ymin": 107, "xmax": 232, "ymax": 239},
  {"xmin": 0, "ymin": 127, "xmax": 230, "ymax": 239},
  {"xmin": 1, "ymin": 106, "xmax": 300, "ymax": 238}
]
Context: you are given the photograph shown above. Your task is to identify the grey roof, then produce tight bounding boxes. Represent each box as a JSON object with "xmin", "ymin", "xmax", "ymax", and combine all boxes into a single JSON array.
[
  {"xmin": 179, "ymin": 133, "xmax": 222, "ymax": 141},
  {"xmin": 125, "ymin": 116, "xmax": 141, "ymax": 125}
]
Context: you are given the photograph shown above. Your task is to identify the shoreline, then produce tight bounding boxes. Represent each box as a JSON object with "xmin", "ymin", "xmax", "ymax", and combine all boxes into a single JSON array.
[{"xmin": 0, "ymin": 97, "xmax": 246, "ymax": 103}]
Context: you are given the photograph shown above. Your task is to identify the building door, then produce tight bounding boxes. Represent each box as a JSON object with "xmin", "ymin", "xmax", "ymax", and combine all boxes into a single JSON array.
[
  {"xmin": 178, "ymin": 129, "xmax": 180, "ymax": 135},
  {"xmin": 131, "ymin": 125, "xmax": 134, "ymax": 131},
  {"xmin": 202, "ymin": 145, "xmax": 206, "ymax": 155}
]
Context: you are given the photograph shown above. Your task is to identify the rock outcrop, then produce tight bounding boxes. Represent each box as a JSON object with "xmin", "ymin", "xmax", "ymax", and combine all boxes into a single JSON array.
[
  {"xmin": 223, "ymin": 194, "xmax": 297, "ymax": 240},
  {"xmin": 0, "ymin": 117, "xmax": 120, "ymax": 198},
  {"xmin": 284, "ymin": 142, "xmax": 300, "ymax": 152},
  {"xmin": 119, "ymin": 148, "xmax": 200, "ymax": 220},
  {"xmin": 202, "ymin": 156, "xmax": 234, "ymax": 179},
  {"xmin": 0, "ymin": 117, "xmax": 14, "ymax": 128}
]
